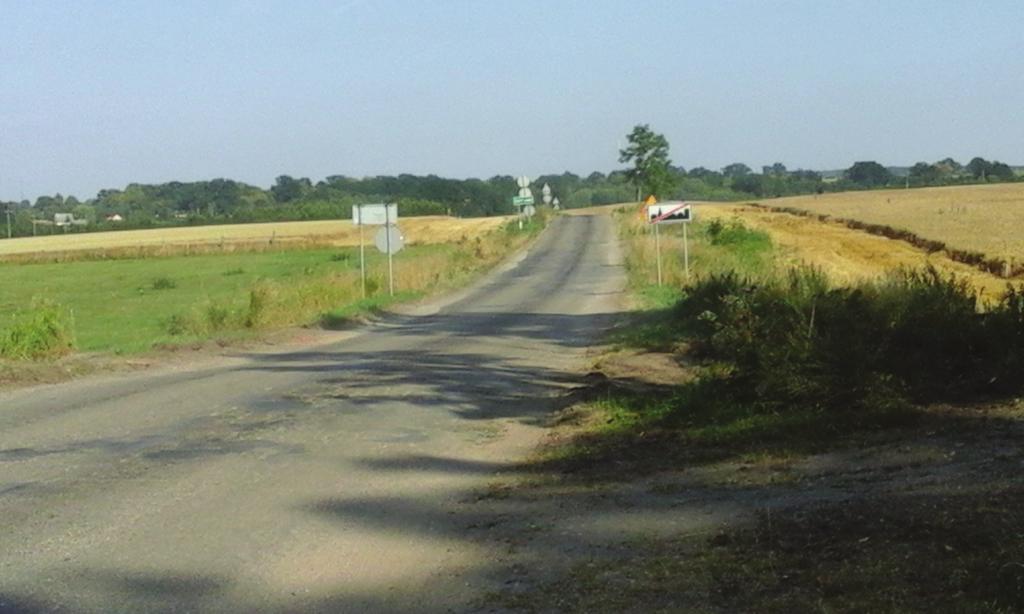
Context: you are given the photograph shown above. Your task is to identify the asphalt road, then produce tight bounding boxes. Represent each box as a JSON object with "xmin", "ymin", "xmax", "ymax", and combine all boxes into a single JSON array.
[{"xmin": 0, "ymin": 213, "xmax": 626, "ymax": 613}]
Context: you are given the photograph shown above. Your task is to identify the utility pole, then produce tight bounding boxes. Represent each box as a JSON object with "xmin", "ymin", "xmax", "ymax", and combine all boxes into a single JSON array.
[{"xmin": 4, "ymin": 207, "xmax": 11, "ymax": 239}]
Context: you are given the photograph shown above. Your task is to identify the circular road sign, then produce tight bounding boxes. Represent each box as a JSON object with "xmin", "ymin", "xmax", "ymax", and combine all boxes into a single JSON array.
[{"xmin": 374, "ymin": 226, "xmax": 404, "ymax": 255}]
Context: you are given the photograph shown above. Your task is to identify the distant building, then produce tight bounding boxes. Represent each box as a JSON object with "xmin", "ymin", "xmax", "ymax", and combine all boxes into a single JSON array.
[
  {"xmin": 105, "ymin": 213, "xmax": 124, "ymax": 222},
  {"xmin": 54, "ymin": 213, "xmax": 88, "ymax": 228}
]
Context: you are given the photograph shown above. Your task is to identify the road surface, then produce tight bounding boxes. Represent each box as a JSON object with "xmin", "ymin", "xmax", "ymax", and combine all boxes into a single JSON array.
[{"xmin": 0, "ymin": 213, "xmax": 625, "ymax": 613}]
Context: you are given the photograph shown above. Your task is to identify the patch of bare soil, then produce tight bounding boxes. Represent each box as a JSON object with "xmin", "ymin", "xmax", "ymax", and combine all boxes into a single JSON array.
[
  {"xmin": 468, "ymin": 357, "xmax": 1024, "ymax": 613},
  {"xmin": 0, "ymin": 354, "xmax": 136, "ymax": 391}
]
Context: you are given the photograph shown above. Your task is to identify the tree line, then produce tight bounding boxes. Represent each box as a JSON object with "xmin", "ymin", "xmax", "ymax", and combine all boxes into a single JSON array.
[
  {"xmin": 1, "ymin": 128, "xmax": 1020, "ymax": 239},
  {"xmin": 618, "ymin": 124, "xmax": 1022, "ymax": 202}
]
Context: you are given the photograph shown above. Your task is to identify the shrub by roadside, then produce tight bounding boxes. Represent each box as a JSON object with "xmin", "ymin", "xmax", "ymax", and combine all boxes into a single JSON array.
[
  {"xmin": 0, "ymin": 300, "xmax": 76, "ymax": 360},
  {"xmin": 681, "ymin": 266, "xmax": 1024, "ymax": 412}
]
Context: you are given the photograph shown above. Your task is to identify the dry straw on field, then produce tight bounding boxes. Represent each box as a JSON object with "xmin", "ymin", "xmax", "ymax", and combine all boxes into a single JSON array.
[
  {"xmin": 755, "ymin": 183, "xmax": 1024, "ymax": 273},
  {"xmin": 701, "ymin": 204, "xmax": 1012, "ymax": 301},
  {"xmin": 0, "ymin": 216, "xmax": 512, "ymax": 262}
]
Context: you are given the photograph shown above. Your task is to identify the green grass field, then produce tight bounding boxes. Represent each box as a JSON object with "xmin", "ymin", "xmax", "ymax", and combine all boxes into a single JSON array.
[{"xmin": 0, "ymin": 243, "xmax": 468, "ymax": 355}]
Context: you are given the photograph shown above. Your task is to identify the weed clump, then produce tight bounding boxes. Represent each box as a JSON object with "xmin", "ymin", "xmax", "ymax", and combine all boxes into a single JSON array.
[
  {"xmin": 0, "ymin": 300, "xmax": 76, "ymax": 360},
  {"xmin": 151, "ymin": 276, "xmax": 177, "ymax": 290},
  {"xmin": 244, "ymin": 282, "xmax": 275, "ymax": 328}
]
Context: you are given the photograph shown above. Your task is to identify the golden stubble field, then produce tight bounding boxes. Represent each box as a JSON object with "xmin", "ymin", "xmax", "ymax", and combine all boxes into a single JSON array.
[
  {"xmin": 0, "ymin": 216, "xmax": 513, "ymax": 260},
  {"xmin": 697, "ymin": 204, "xmax": 1012, "ymax": 300},
  {"xmin": 758, "ymin": 183, "xmax": 1024, "ymax": 262}
]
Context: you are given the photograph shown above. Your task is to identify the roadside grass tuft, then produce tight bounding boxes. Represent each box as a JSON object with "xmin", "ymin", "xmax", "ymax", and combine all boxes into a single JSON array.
[
  {"xmin": 320, "ymin": 291, "xmax": 423, "ymax": 329},
  {"xmin": 150, "ymin": 276, "xmax": 177, "ymax": 290},
  {"xmin": 0, "ymin": 300, "xmax": 76, "ymax": 360}
]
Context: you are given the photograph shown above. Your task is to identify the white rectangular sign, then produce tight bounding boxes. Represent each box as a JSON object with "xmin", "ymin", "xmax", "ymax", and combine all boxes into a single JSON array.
[
  {"xmin": 353, "ymin": 203, "xmax": 398, "ymax": 226},
  {"xmin": 647, "ymin": 202, "xmax": 693, "ymax": 225}
]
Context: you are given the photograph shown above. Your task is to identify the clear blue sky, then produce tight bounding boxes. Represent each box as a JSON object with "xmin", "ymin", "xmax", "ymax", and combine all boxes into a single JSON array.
[{"xmin": 2, "ymin": 0, "xmax": 1022, "ymax": 201}]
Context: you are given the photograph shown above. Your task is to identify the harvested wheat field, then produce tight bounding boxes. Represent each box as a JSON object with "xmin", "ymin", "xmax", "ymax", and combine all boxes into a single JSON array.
[
  {"xmin": 0, "ymin": 215, "xmax": 512, "ymax": 260},
  {"xmin": 699, "ymin": 203, "xmax": 1012, "ymax": 301},
  {"xmin": 756, "ymin": 183, "xmax": 1024, "ymax": 263}
]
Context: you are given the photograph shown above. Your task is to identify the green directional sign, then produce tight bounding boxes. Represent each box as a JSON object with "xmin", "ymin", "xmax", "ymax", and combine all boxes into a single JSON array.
[{"xmin": 512, "ymin": 196, "xmax": 534, "ymax": 207}]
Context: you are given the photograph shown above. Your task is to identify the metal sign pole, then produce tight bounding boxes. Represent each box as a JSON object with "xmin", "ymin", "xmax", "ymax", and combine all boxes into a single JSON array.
[
  {"xmin": 655, "ymin": 222, "xmax": 663, "ymax": 286},
  {"xmin": 683, "ymin": 222, "xmax": 690, "ymax": 279},
  {"xmin": 386, "ymin": 205, "xmax": 394, "ymax": 296},
  {"xmin": 358, "ymin": 208, "xmax": 366, "ymax": 299}
]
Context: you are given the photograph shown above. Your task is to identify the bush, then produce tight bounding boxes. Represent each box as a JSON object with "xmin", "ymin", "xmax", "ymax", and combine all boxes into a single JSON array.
[
  {"xmin": 0, "ymin": 300, "xmax": 76, "ymax": 360},
  {"xmin": 165, "ymin": 313, "xmax": 192, "ymax": 336},
  {"xmin": 205, "ymin": 303, "xmax": 232, "ymax": 331},
  {"xmin": 151, "ymin": 276, "xmax": 177, "ymax": 290},
  {"xmin": 245, "ymin": 282, "xmax": 275, "ymax": 328},
  {"xmin": 679, "ymin": 266, "xmax": 1024, "ymax": 412},
  {"xmin": 704, "ymin": 218, "xmax": 770, "ymax": 248}
]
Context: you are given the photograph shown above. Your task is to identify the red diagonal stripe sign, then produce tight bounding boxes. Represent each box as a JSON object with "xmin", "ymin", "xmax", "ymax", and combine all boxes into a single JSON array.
[{"xmin": 650, "ymin": 203, "xmax": 690, "ymax": 224}]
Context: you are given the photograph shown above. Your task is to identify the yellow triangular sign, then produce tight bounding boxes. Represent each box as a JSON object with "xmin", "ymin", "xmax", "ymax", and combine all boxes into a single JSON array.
[{"xmin": 644, "ymin": 195, "xmax": 657, "ymax": 206}]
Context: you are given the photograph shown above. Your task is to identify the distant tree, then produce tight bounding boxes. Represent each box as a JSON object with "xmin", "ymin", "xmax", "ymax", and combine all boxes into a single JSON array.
[
  {"xmin": 646, "ymin": 163, "xmax": 678, "ymax": 200},
  {"xmin": 271, "ymin": 175, "xmax": 312, "ymax": 203},
  {"xmin": 72, "ymin": 204, "xmax": 96, "ymax": 224},
  {"xmin": 762, "ymin": 162, "xmax": 788, "ymax": 176},
  {"xmin": 990, "ymin": 161, "xmax": 1015, "ymax": 181},
  {"xmin": 722, "ymin": 163, "xmax": 752, "ymax": 178},
  {"xmin": 618, "ymin": 124, "xmax": 674, "ymax": 200},
  {"xmin": 966, "ymin": 157, "xmax": 992, "ymax": 180},
  {"xmin": 909, "ymin": 162, "xmax": 941, "ymax": 184},
  {"xmin": 731, "ymin": 174, "xmax": 764, "ymax": 196},
  {"xmin": 35, "ymin": 195, "xmax": 62, "ymax": 210},
  {"xmin": 789, "ymin": 169, "xmax": 821, "ymax": 181},
  {"xmin": 845, "ymin": 161, "xmax": 891, "ymax": 187},
  {"xmin": 934, "ymin": 158, "xmax": 962, "ymax": 174}
]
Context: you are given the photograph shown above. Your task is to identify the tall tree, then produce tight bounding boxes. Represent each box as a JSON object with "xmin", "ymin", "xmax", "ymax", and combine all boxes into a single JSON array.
[
  {"xmin": 270, "ymin": 175, "xmax": 312, "ymax": 203},
  {"xmin": 722, "ymin": 163, "xmax": 752, "ymax": 178},
  {"xmin": 909, "ymin": 162, "xmax": 940, "ymax": 185},
  {"xmin": 618, "ymin": 124, "xmax": 674, "ymax": 200},
  {"xmin": 967, "ymin": 157, "xmax": 993, "ymax": 180},
  {"xmin": 989, "ymin": 161, "xmax": 1015, "ymax": 181},
  {"xmin": 845, "ymin": 161, "xmax": 891, "ymax": 187}
]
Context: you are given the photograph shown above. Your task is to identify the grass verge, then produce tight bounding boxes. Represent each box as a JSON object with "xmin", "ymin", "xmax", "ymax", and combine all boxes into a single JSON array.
[{"xmin": 0, "ymin": 213, "xmax": 547, "ymax": 359}]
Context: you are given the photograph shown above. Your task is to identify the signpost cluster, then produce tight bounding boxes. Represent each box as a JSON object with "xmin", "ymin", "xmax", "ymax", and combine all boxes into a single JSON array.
[
  {"xmin": 352, "ymin": 203, "xmax": 402, "ymax": 297},
  {"xmin": 645, "ymin": 199, "xmax": 693, "ymax": 285},
  {"xmin": 512, "ymin": 176, "xmax": 536, "ymax": 229}
]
